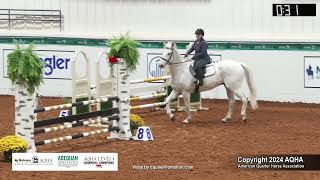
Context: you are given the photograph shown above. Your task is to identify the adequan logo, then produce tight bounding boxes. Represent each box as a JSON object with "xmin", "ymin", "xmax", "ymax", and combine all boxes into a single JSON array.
[{"xmin": 58, "ymin": 155, "xmax": 79, "ymax": 168}]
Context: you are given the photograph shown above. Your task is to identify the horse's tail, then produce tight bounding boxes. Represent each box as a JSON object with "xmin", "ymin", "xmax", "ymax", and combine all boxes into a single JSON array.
[{"xmin": 241, "ymin": 63, "xmax": 258, "ymax": 110}]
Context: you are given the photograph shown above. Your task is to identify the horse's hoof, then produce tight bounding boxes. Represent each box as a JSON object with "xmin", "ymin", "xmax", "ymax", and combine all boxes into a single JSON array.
[
  {"xmin": 182, "ymin": 119, "xmax": 190, "ymax": 124},
  {"xmin": 221, "ymin": 118, "xmax": 231, "ymax": 123},
  {"xmin": 241, "ymin": 115, "xmax": 247, "ymax": 121},
  {"xmin": 170, "ymin": 115, "xmax": 176, "ymax": 122}
]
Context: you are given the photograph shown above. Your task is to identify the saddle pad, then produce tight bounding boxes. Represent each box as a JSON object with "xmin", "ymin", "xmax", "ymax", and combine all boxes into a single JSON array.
[
  {"xmin": 204, "ymin": 62, "xmax": 216, "ymax": 77},
  {"xmin": 189, "ymin": 62, "xmax": 216, "ymax": 78}
]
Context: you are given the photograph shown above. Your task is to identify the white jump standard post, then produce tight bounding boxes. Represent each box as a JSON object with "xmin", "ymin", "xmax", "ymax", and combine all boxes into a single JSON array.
[
  {"xmin": 14, "ymin": 84, "xmax": 37, "ymax": 153},
  {"xmin": 72, "ymin": 51, "xmax": 92, "ymax": 115},
  {"xmin": 109, "ymin": 59, "xmax": 132, "ymax": 140}
]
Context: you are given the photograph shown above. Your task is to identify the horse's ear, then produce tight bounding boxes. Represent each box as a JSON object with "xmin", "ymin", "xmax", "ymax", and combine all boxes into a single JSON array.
[
  {"xmin": 163, "ymin": 41, "xmax": 166, "ymax": 47},
  {"xmin": 172, "ymin": 41, "xmax": 176, "ymax": 48}
]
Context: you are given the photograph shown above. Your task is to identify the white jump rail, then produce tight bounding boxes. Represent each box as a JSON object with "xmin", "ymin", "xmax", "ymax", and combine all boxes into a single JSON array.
[
  {"xmin": 129, "ymin": 93, "xmax": 166, "ymax": 101},
  {"xmin": 130, "ymin": 76, "xmax": 171, "ymax": 84},
  {"xmin": 130, "ymin": 102, "xmax": 167, "ymax": 110}
]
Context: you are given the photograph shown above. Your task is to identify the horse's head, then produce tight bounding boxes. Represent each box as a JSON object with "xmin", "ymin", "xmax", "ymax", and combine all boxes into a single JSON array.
[{"xmin": 159, "ymin": 41, "xmax": 178, "ymax": 68}]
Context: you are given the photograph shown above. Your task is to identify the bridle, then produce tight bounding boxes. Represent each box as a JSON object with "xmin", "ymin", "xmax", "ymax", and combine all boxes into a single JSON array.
[
  {"xmin": 160, "ymin": 47, "xmax": 174, "ymax": 64},
  {"xmin": 160, "ymin": 47, "xmax": 191, "ymax": 65}
]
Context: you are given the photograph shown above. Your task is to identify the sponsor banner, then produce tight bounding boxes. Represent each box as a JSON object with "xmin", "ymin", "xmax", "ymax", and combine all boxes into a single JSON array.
[
  {"xmin": 12, "ymin": 153, "xmax": 118, "ymax": 171},
  {"xmin": 304, "ymin": 56, "xmax": 320, "ymax": 88},
  {"xmin": 3, "ymin": 49, "xmax": 74, "ymax": 80},
  {"xmin": 147, "ymin": 53, "xmax": 166, "ymax": 78},
  {"xmin": 147, "ymin": 53, "xmax": 221, "ymax": 78}
]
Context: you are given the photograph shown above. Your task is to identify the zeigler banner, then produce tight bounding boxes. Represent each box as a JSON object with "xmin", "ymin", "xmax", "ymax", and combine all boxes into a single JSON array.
[
  {"xmin": 237, "ymin": 155, "xmax": 320, "ymax": 170},
  {"xmin": 3, "ymin": 49, "xmax": 74, "ymax": 80}
]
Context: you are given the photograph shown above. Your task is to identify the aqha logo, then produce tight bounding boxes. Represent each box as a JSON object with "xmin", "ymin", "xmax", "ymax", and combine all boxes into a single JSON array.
[{"xmin": 285, "ymin": 156, "xmax": 304, "ymax": 163}]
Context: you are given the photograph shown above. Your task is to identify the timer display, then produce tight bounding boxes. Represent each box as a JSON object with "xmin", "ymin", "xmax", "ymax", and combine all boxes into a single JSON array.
[{"xmin": 273, "ymin": 4, "xmax": 316, "ymax": 16}]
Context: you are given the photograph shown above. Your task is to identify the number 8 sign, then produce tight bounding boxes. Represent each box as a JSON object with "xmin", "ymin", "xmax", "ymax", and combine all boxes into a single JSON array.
[{"xmin": 134, "ymin": 126, "xmax": 154, "ymax": 141}]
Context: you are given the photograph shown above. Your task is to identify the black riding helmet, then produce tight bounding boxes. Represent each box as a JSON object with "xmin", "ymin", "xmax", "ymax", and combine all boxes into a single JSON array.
[{"xmin": 194, "ymin": 28, "xmax": 204, "ymax": 36}]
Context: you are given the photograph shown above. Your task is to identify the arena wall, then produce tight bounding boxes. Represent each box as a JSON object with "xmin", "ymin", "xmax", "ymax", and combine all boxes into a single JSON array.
[
  {"xmin": 0, "ymin": 0, "xmax": 319, "ymax": 102},
  {"xmin": 0, "ymin": 37, "xmax": 319, "ymax": 103},
  {"xmin": 0, "ymin": 0, "xmax": 319, "ymax": 41}
]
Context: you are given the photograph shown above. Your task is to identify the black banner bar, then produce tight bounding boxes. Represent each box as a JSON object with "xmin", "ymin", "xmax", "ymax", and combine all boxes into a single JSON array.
[{"xmin": 237, "ymin": 155, "xmax": 320, "ymax": 170}]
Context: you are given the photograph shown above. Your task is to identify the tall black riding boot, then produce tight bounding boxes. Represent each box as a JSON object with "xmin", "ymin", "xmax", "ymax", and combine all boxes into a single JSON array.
[
  {"xmin": 194, "ymin": 83, "xmax": 199, "ymax": 93},
  {"xmin": 199, "ymin": 78, "xmax": 203, "ymax": 86}
]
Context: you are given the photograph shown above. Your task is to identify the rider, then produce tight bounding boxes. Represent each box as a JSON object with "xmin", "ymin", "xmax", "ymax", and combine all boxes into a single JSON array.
[{"xmin": 184, "ymin": 28, "xmax": 211, "ymax": 86}]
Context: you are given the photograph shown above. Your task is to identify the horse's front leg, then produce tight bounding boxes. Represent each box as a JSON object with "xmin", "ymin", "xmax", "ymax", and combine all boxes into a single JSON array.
[
  {"xmin": 165, "ymin": 90, "xmax": 179, "ymax": 121},
  {"xmin": 182, "ymin": 91, "xmax": 191, "ymax": 124}
]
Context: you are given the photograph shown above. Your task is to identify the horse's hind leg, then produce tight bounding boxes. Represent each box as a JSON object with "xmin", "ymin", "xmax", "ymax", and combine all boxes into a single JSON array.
[
  {"xmin": 234, "ymin": 89, "xmax": 248, "ymax": 122},
  {"xmin": 222, "ymin": 88, "xmax": 235, "ymax": 123}
]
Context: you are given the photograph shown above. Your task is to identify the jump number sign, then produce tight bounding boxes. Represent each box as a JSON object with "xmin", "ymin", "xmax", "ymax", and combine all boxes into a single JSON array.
[
  {"xmin": 59, "ymin": 110, "xmax": 69, "ymax": 117},
  {"xmin": 135, "ymin": 126, "xmax": 154, "ymax": 141}
]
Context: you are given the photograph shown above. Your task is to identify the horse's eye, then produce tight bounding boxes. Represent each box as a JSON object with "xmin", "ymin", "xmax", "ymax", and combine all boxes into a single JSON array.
[{"xmin": 167, "ymin": 52, "xmax": 171, "ymax": 55}]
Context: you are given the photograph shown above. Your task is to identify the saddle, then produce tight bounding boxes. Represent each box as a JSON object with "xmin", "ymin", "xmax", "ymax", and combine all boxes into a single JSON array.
[{"xmin": 189, "ymin": 61, "xmax": 216, "ymax": 79}]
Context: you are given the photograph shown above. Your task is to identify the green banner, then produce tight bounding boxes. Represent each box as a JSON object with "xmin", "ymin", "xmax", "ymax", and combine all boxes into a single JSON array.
[{"xmin": 0, "ymin": 36, "xmax": 319, "ymax": 51}]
